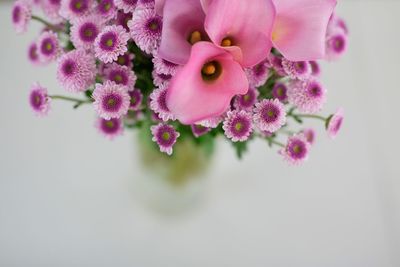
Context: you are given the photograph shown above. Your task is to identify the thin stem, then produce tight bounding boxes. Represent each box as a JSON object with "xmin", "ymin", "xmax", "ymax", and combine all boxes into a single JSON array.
[
  {"xmin": 49, "ymin": 95, "xmax": 93, "ymax": 108},
  {"xmin": 295, "ymin": 114, "xmax": 327, "ymax": 122},
  {"xmin": 266, "ymin": 137, "xmax": 285, "ymax": 148},
  {"xmin": 31, "ymin": 15, "xmax": 64, "ymax": 33}
]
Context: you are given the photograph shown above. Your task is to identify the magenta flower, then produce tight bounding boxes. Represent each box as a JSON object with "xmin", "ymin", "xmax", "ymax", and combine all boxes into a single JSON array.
[
  {"xmin": 96, "ymin": 117, "xmax": 124, "ymax": 139},
  {"xmin": 327, "ymin": 107, "xmax": 344, "ymax": 139},
  {"xmin": 11, "ymin": 0, "xmax": 32, "ymax": 34},
  {"xmin": 166, "ymin": 42, "xmax": 248, "ymax": 124},
  {"xmin": 151, "ymin": 123, "xmax": 180, "ymax": 155},
  {"xmin": 325, "ymin": 31, "xmax": 348, "ymax": 61},
  {"xmin": 150, "ymin": 84, "xmax": 176, "ymax": 122},
  {"xmin": 28, "ymin": 41, "xmax": 40, "ymax": 65},
  {"xmin": 253, "ymin": 99, "xmax": 286, "ymax": 133},
  {"xmin": 60, "ymin": 0, "xmax": 93, "ymax": 21},
  {"xmin": 282, "ymin": 59, "xmax": 311, "ymax": 81},
  {"xmin": 280, "ymin": 134, "xmax": 310, "ymax": 165},
  {"xmin": 37, "ymin": 31, "xmax": 61, "ymax": 63},
  {"xmin": 96, "ymin": 0, "xmax": 117, "ymax": 22},
  {"xmin": 191, "ymin": 124, "xmax": 211, "ymax": 138},
  {"xmin": 70, "ymin": 14, "xmax": 103, "ymax": 50},
  {"xmin": 233, "ymin": 86, "xmax": 259, "ymax": 112},
  {"xmin": 302, "ymin": 128, "xmax": 316, "ymax": 145},
  {"xmin": 245, "ymin": 59, "xmax": 270, "ymax": 87},
  {"xmin": 272, "ymin": 82, "xmax": 288, "ymax": 102},
  {"xmin": 128, "ymin": 89, "xmax": 143, "ymax": 110},
  {"xmin": 223, "ymin": 110, "xmax": 253, "ymax": 142},
  {"xmin": 271, "ymin": 0, "xmax": 337, "ymax": 61},
  {"xmin": 29, "ymin": 83, "xmax": 51, "ymax": 116},
  {"xmin": 103, "ymin": 63, "xmax": 137, "ymax": 90},
  {"xmin": 94, "ymin": 25, "xmax": 130, "ymax": 63},
  {"xmin": 288, "ymin": 80, "xmax": 327, "ymax": 114},
  {"xmin": 114, "ymin": 0, "xmax": 137, "ymax": 13}
]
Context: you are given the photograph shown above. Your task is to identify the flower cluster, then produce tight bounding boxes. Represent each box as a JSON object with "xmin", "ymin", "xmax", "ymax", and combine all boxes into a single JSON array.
[{"xmin": 14, "ymin": 0, "xmax": 348, "ymax": 164}]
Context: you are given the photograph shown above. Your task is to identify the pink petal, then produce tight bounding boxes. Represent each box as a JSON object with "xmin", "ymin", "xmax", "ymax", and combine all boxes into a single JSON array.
[
  {"xmin": 204, "ymin": 0, "xmax": 276, "ymax": 67},
  {"xmin": 166, "ymin": 42, "xmax": 249, "ymax": 124},
  {"xmin": 154, "ymin": 0, "xmax": 165, "ymax": 15},
  {"xmin": 158, "ymin": 0, "xmax": 206, "ymax": 65},
  {"xmin": 272, "ymin": 0, "xmax": 337, "ymax": 61},
  {"xmin": 200, "ymin": 0, "xmax": 212, "ymax": 12}
]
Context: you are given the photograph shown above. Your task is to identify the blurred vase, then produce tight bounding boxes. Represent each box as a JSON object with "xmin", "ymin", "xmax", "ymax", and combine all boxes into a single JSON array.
[{"xmin": 132, "ymin": 127, "xmax": 214, "ymax": 215}]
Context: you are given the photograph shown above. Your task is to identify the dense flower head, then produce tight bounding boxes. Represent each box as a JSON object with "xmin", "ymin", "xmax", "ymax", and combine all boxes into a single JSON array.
[
  {"xmin": 60, "ymin": 0, "xmax": 93, "ymax": 21},
  {"xmin": 57, "ymin": 49, "xmax": 97, "ymax": 92},
  {"xmin": 152, "ymin": 70, "xmax": 172, "ymax": 87},
  {"xmin": 12, "ymin": 0, "xmax": 32, "ymax": 34},
  {"xmin": 280, "ymin": 134, "xmax": 310, "ymax": 165},
  {"xmin": 152, "ymin": 53, "xmax": 179, "ymax": 76},
  {"xmin": 70, "ymin": 15, "xmax": 103, "ymax": 50},
  {"xmin": 115, "ymin": 52, "xmax": 135, "ymax": 68},
  {"xmin": 325, "ymin": 31, "xmax": 348, "ymax": 61},
  {"xmin": 96, "ymin": 0, "xmax": 117, "ymax": 21},
  {"xmin": 223, "ymin": 110, "xmax": 253, "ymax": 142},
  {"xmin": 115, "ymin": 10, "xmax": 132, "ymax": 31},
  {"xmin": 233, "ymin": 87, "xmax": 259, "ymax": 111},
  {"xmin": 93, "ymin": 80, "xmax": 131, "ymax": 119},
  {"xmin": 128, "ymin": 8, "xmax": 162, "ymax": 55},
  {"xmin": 282, "ymin": 58, "xmax": 311, "ymax": 81},
  {"xmin": 253, "ymin": 99, "xmax": 286, "ymax": 133},
  {"xmin": 37, "ymin": 31, "xmax": 61, "ymax": 63},
  {"xmin": 96, "ymin": 117, "xmax": 124, "ymax": 139},
  {"xmin": 151, "ymin": 123, "xmax": 180, "ymax": 155},
  {"xmin": 327, "ymin": 107, "xmax": 344, "ymax": 139},
  {"xmin": 94, "ymin": 25, "xmax": 130, "ymax": 63},
  {"xmin": 245, "ymin": 59, "xmax": 270, "ymax": 87},
  {"xmin": 288, "ymin": 80, "xmax": 327, "ymax": 114},
  {"xmin": 128, "ymin": 88, "xmax": 143, "ymax": 110},
  {"xmin": 191, "ymin": 124, "xmax": 211, "ymax": 138},
  {"xmin": 29, "ymin": 82, "xmax": 51, "ymax": 116},
  {"xmin": 41, "ymin": 0, "xmax": 63, "ymax": 22},
  {"xmin": 149, "ymin": 85, "xmax": 176, "ymax": 122},
  {"xmin": 272, "ymin": 82, "xmax": 288, "ymax": 102},
  {"xmin": 114, "ymin": 0, "xmax": 137, "ymax": 13},
  {"xmin": 103, "ymin": 63, "xmax": 137, "ymax": 90}
]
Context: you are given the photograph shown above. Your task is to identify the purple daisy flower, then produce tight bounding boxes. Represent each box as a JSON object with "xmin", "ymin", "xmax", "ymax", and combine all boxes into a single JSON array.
[
  {"xmin": 282, "ymin": 58, "xmax": 311, "ymax": 81},
  {"xmin": 28, "ymin": 41, "xmax": 40, "ymax": 65},
  {"xmin": 57, "ymin": 49, "xmax": 97, "ymax": 93},
  {"xmin": 60, "ymin": 0, "xmax": 93, "ymax": 21},
  {"xmin": 128, "ymin": 8, "xmax": 162, "ymax": 55},
  {"xmin": 253, "ymin": 99, "xmax": 286, "ymax": 133},
  {"xmin": 128, "ymin": 88, "xmax": 143, "ymax": 110},
  {"xmin": 137, "ymin": 0, "xmax": 154, "ymax": 9},
  {"xmin": 222, "ymin": 110, "xmax": 253, "ymax": 142},
  {"xmin": 151, "ymin": 123, "xmax": 180, "ymax": 155},
  {"xmin": 287, "ymin": 80, "xmax": 327, "ymax": 114},
  {"xmin": 11, "ymin": 0, "xmax": 32, "ymax": 34},
  {"xmin": 103, "ymin": 63, "xmax": 137, "ymax": 90},
  {"xmin": 268, "ymin": 54, "xmax": 286, "ymax": 76},
  {"xmin": 94, "ymin": 25, "xmax": 130, "ymax": 63},
  {"xmin": 152, "ymin": 53, "xmax": 179, "ymax": 75},
  {"xmin": 191, "ymin": 124, "xmax": 211, "ymax": 138},
  {"xmin": 327, "ymin": 107, "xmax": 344, "ymax": 139},
  {"xmin": 152, "ymin": 70, "xmax": 172, "ymax": 87},
  {"xmin": 149, "ymin": 85, "xmax": 176, "ymax": 122},
  {"xmin": 96, "ymin": 0, "xmax": 117, "ymax": 22},
  {"xmin": 93, "ymin": 80, "xmax": 131, "ymax": 119},
  {"xmin": 114, "ymin": 0, "xmax": 137, "ymax": 13},
  {"xmin": 309, "ymin": 61, "xmax": 321, "ymax": 77},
  {"xmin": 326, "ymin": 31, "xmax": 348, "ymax": 61},
  {"xmin": 96, "ymin": 117, "xmax": 124, "ymax": 139},
  {"xmin": 29, "ymin": 82, "xmax": 51, "ymax": 116},
  {"xmin": 116, "ymin": 10, "xmax": 132, "ymax": 31},
  {"xmin": 302, "ymin": 128, "xmax": 316, "ymax": 145},
  {"xmin": 115, "ymin": 52, "xmax": 134, "ymax": 68},
  {"xmin": 41, "ymin": 0, "xmax": 63, "ymax": 23},
  {"xmin": 280, "ymin": 134, "xmax": 310, "ymax": 165},
  {"xmin": 245, "ymin": 59, "xmax": 270, "ymax": 87},
  {"xmin": 271, "ymin": 82, "xmax": 288, "ymax": 102},
  {"xmin": 70, "ymin": 14, "xmax": 103, "ymax": 50},
  {"xmin": 197, "ymin": 115, "xmax": 224, "ymax": 129},
  {"xmin": 37, "ymin": 31, "xmax": 61, "ymax": 63},
  {"xmin": 233, "ymin": 87, "xmax": 259, "ymax": 111}
]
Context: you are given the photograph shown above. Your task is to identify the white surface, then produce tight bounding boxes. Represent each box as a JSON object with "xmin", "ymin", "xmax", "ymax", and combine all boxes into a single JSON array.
[{"xmin": 0, "ymin": 1, "xmax": 399, "ymax": 267}]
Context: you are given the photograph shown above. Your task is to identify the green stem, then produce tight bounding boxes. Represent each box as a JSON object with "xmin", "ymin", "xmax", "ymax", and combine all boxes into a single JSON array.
[
  {"xmin": 295, "ymin": 114, "xmax": 327, "ymax": 122},
  {"xmin": 49, "ymin": 95, "xmax": 93, "ymax": 108},
  {"xmin": 266, "ymin": 137, "xmax": 285, "ymax": 148},
  {"xmin": 31, "ymin": 15, "xmax": 64, "ymax": 33}
]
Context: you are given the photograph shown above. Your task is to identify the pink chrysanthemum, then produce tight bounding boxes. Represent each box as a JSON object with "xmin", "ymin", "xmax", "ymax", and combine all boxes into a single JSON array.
[
  {"xmin": 128, "ymin": 88, "xmax": 143, "ymax": 110},
  {"xmin": 29, "ymin": 82, "xmax": 51, "ymax": 116},
  {"xmin": 191, "ymin": 124, "xmax": 211, "ymax": 138},
  {"xmin": 325, "ymin": 31, "xmax": 348, "ymax": 61},
  {"xmin": 93, "ymin": 80, "xmax": 131, "ymax": 119},
  {"xmin": 28, "ymin": 41, "xmax": 40, "ymax": 65},
  {"xmin": 280, "ymin": 134, "xmax": 310, "ymax": 165},
  {"xmin": 287, "ymin": 80, "xmax": 327, "ymax": 114},
  {"xmin": 94, "ymin": 25, "xmax": 130, "ymax": 63},
  {"xmin": 223, "ymin": 110, "xmax": 253, "ymax": 142},
  {"xmin": 57, "ymin": 49, "xmax": 97, "ymax": 92},
  {"xmin": 197, "ymin": 115, "xmax": 225, "ymax": 129},
  {"xmin": 152, "ymin": 53, "xmax": 179, "ymax": 75},
  {"xmin": 245, "ymin": 59, "xmax": 270, "ymax": 87},
  {"xmin": 282, "ymin": 58, "xmax": 311, "ymax": 81},
  {"xmin": 151, "ymin": 123, "xmax": 180, "ymax": 155},
  {"xmin": 309, "ymin": 61, "xmax": 321, "ymax": 77},
  {"xmin": 116, "ymin": 10, "xmax": 132, "ymax": 31},
  {"xmin": 327, "ymin": 107, "xmax": 344, "ymax": 139},
  {"xmin": 37, "ymin": 31, "xmax": 61, "ymax": 63},
  {"xmin": 302, "ymin": 128, "xmax": 316, "ymax": 145},
  {"xmin": 271, "ymin": 82, "xmax": 288, "ymax": 102},
  {"xmin": 96, "ymin": 0, "xmax": 117, "ymax": 22},
  {"xmin": 103, "ymin": 63, "xmax": 137, "ymax": 90},
  {"xmin": 233, "ymin": 87, "xmax": 259, "ymax": 111},
  {"xmin": 268, "ymin": 54, "xmax": 286, "ymax": 76},
  {"xmin": 128, "ymin": 8, "xmax": 162, "ymax": 55},
  {"xmin": 149, "ymin": 85, "xmax": 176, "ymax": 122},
  {"xmin": 41, "ymin": 0, "xmax": 63, "ymax": 23},
  {"xmin": 96, "ymin": 117, "xmax": 124, "ymax": 139},
  {"xmin": 152, "ymin": 70, "xmax": 172, "ymax": 87},
  {"xmin": 11, "ymin": 0, "xmax": 32, "ymax": 34},
  {"xmin": 114, "ymin": 0, "xmax": 137, "ymax": 13},
  {"xmin": 60, "ymin": 0, "xmax": 93, "ymax": 21},
  {"xmin": 253, "ymin": 99, "xmax": 286, "ymax": 133},
  {"xmin": 137, "ymin": 0, "xmax": 154, "ymax": 9},
  {"xmin": 115, "ymin": 52, "xmax": 134, "ymax": 68},
  {"xmin": 70, "ymin": 14, "xmax": 103, "ymax": 50}
]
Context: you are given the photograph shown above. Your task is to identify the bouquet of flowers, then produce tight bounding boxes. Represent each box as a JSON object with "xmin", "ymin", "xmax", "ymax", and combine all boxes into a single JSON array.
[{"xmin": 13, "ymin": 0, "xmax": 348, "ymax": 165}]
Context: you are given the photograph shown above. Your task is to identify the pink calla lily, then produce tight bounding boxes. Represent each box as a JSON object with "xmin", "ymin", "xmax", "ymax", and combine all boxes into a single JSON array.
[
  {"xmin": 272, "ymin": 0, "xmax": 337, "ymax": 61},
  {"xmin": 166, "ymin": 42, "xmax": 249, "ymax": 124},
  {"xmin": 154, "ymin": 0, "xmax": 165, "ymax": 15}
]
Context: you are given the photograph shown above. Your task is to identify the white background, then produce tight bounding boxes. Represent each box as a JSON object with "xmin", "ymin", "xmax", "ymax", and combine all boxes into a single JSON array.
[{"xmin": 0, "ymin": 1, "xmax": 399, "ymax": 266}]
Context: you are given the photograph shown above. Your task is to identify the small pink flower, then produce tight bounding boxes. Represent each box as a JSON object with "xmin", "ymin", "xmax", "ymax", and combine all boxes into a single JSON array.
[
  {"xmin": 29, "ymin": 82, "xmax": 51, "ymax": 116},
  {"xmin": 37, "ymin": 31, "xmax": 61, "ymax": 63},
  {"xmin": 96, "ymin": 117, "xmax": 124, "ymax": 139},
  {"xmin": 233, "ymin": 87, "xmax": 259, "ymax": 112},
  {"xmin": 150, "ymin": 84, "xmax": 176, "ymax": 122},
  {"xmin": 253, "ymin": 99, "xmax": 286, "ymax": 133},
  {"xmin": 282, "ymin": 59, "xmax": 311, "ymax": 81},
  {"xmin": 280, "ymin": 134, "xmax": 310, "ymax": 165},
  {"xmin": 60, "ymin": 0, "xmax": 94, "ymax": 21},
  {"xmin": 103, "ymin": 63, "xmax": 137, "ymax": 90},
  {"xmin": 288, "ymin": 80, "xmax": 327, "ymax": 114},
  {"xmin": 114, "ymin": 0, "xmax": 137, "ymax": 13},
  {"xmin": 151, "ymin": 123, "xmax": 180, "ymax": 155},
  {"xmin": 27, "ymin": 41, "xmax": 40, "ymax": 65},
  {"xmin": 327, "ymin": 107, "xmax": 344, "ymax": 139},
  {"xmin": 70, "ymin": 14, "xmax": 103, "ymax": 50},
  {"xmin": 94, "ymin": 25, "xmax": 130, "ymax": 63},
  {"xmin": 302, "ymin": 128, "xmax": 316, "ymax": 145},
  {"xmin": 11, "ymin": 0, "xmax": 32, "ymax": 34},
  {"xmin": 223, "ymin": 110, "xmax": 253, "ymax": 142}
]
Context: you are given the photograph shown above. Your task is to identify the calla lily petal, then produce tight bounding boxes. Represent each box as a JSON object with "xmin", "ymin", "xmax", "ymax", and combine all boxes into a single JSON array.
[
  {"xmin": 272, "ymin": 0, "xmax": 337, "ymax": 61},
  {"xmin": 204, "ymin": 0, "xmax": 276, "ymax": 67},
  {"xmin": 166, "ymin": 42, "xmax": 249, "ymax": 124},
  {"xmin": 159, "ymin": 0, "xmax": 207, "ymax": 65},
  {"xmin": 154, "ymin": 0, "xmax": 165, "ymax": 15}
]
